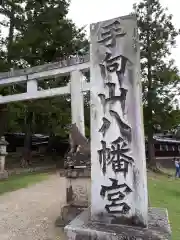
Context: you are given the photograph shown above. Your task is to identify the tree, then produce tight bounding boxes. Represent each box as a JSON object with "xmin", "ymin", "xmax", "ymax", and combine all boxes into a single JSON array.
[
  {"xmin": 0, "ymin": 0, "xmax": 25, "ymax": 67},
  {"xmin": 133, "ymin": 0, "xmax": 180, "ymax": 167},
  {"xmin": 13, "ymin": 0, "xmax": 88, "ymax": 66},
  {"xmin": 1, "ymin": 0, "xmax": 89, "ymax": 166}
]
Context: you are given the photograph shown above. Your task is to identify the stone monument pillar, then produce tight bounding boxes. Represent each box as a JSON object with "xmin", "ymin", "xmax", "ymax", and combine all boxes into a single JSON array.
[
  {"xmin": 65, "ymin": 15, "xmax": 171, "ymax": 240},
  {"xmin": 90, "ymin": 14, "xmax": 147, "ymax": 227}
]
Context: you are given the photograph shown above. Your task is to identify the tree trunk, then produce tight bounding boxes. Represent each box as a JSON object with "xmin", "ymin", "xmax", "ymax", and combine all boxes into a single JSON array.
[
  {"xmin": 47, "ymin": 132, "xmax": 55, "ymax": 154},
  {"xmin": 0, "ymin": 104, "xmax": 8, "ymax": 138},
  {"xmin": 147, "ymin": 71, "xmax": 156, "ymax": 167},
  {"xmin": 21, "ymin": 109, "xmax": 33, "ymax": 168},
  {"xmin": 147, "ymin": 131, "xmax": 156, "ymax": 166},
  {"xmin": 7, "ymin": 8, "xmax": 15, "ymax": 66},
  {"xmin": 146, "ymin": 2, "xmax": 157, "ymax": 169}
]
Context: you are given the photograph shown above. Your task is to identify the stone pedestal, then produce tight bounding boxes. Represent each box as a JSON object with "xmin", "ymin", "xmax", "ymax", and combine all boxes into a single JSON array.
[
  {"xmin": 0, "ymin": 170, "xmax": 8, "ymax": 179},
  {"xmin": 65, "ymin": 168, "xmax": 91, "ymax": 207},
  {"xmin": 65, "ymin": 208, "xmax": 171, "ymax": 240},
  {"xmin": 56, "ymin": 168, "xmax": 91, "ymax": 227}
]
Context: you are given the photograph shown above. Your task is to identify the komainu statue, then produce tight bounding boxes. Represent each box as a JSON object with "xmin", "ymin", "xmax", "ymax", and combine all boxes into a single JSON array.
[{"xmin": 64, "ymin": 123, "xmax": 90, "ymax": 169}]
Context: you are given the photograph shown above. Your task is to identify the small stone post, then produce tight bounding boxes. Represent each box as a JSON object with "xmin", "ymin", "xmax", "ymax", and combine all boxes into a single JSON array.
[
  {"xmin": 65, "ymin": 15, "xmax": 171, "ymax": 240},
  {"xmin": 0, "ymin": 136, "xmax": 8, "ymax": 179}
]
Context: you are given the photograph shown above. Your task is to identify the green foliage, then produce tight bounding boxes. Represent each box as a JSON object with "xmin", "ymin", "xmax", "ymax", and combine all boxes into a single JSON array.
[
  {"xmin": 148, "ymin": 173, "xmax": 180, "ymax": 240},
  {"xmin": 13, "ymin": 0, "xmax": 88, "ymax": 66},
  {"xmin": 0, "ymin": 0, "xmax": 25, "ymax": 67}
]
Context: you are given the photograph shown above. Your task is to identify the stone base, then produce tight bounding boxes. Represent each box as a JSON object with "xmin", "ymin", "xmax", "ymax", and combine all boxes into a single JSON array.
[
  {"xmin": 0, "ymin": 171, "xmax": 8, "ymax": 180},
  {"xmin": 62, "ymin": 168, "xmax": 91, "ymax": 208},
  {"xmin": 56, "ymin": 168, "xmax": 90, "ymax": 228},
  {"xmin": 65, "ymin": 207, "xmax": 171, "ymax": 240},
  {"xmin": 55, "ymin": 204, "xmax": 85, "ymax": 227}
]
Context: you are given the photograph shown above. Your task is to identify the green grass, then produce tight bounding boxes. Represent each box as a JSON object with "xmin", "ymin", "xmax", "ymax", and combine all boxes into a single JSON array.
[
  {"xmin": 0, "ymin": 172, "xmax": 49, "ymax": 195},
  {"xmin": 148, "ymin": 172, "xmax": 180, "ymax": 240}
]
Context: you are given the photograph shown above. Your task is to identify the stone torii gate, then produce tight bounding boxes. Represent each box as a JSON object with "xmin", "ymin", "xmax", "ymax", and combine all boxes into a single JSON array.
[{"xmin": 0, "ymin": 55, "xmax": 90, "ymax": 136}]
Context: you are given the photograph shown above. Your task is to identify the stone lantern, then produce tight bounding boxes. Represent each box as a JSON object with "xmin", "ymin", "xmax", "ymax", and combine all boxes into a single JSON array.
[{"xmin": 0, "ymin": 136, "xmax": 8, "ymax": 179}]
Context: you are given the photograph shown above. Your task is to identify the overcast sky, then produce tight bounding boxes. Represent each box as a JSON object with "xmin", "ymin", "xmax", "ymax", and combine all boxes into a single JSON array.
[{"xmin": 68, "ymin": 0, "xmax": 180, "ymax": 69}]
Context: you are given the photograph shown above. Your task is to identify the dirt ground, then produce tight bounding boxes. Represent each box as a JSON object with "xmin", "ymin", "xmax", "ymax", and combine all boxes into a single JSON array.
[{"xmin": 0, "ymin": 173, "xmax": 66, "ymax": 240}]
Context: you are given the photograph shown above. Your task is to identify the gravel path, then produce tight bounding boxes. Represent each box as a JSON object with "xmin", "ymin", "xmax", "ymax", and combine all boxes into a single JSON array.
[{"xmin": 0, "ymin": 173, "xmax": 66, "ymax": 240}]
